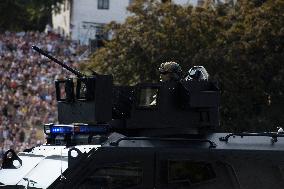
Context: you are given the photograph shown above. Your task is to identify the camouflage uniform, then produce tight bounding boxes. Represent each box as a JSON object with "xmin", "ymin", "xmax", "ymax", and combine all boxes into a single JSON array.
[{"xmin": 159, "ymin": 61, "xmax": 182, "ymax": 82}]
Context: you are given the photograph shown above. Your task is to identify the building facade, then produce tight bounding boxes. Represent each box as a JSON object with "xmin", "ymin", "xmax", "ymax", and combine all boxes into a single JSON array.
[{"xmin": 52, "ymin": 0, "xmax": 233, "ymax": 44}]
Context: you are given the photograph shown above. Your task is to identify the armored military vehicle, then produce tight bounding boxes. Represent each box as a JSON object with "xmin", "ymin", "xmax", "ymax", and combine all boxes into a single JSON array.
[{"xmin": 0, "ymin": 46, "xmax": 284, "ymax": 189}]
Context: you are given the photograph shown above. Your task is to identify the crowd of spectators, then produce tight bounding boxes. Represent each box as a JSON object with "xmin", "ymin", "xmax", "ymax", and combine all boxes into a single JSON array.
[{"xmin": 0, "ymin": 31, "xmax": 87, "ymax": 157}]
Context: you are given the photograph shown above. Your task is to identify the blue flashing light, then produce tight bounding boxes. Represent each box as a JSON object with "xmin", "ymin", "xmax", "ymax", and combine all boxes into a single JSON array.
[
  {"xmin": 48, "ymin": 124, "xmax": 108, "ymax": 135},
  {"xmin": 51, "ymin": 126, "xmax": 73, "ymax": 134}
]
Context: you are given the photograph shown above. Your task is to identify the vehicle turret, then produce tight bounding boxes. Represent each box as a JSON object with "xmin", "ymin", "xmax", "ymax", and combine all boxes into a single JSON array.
[{"xmin": 32, "ymin": 46, "xmax": 220, "ymax": 143}]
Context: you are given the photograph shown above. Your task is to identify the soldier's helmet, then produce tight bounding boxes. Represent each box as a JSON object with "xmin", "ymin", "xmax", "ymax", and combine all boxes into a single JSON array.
[
  {"xmin": 186, "ymin": 66, "xmax": 209, "ymax": 81},
  {"xmin": 159, "ymin": 61, "xmax": 182, "ymax": 81}
]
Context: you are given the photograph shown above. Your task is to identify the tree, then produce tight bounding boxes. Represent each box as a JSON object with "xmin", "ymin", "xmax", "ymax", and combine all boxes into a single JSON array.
[
  {"xmin": 0, "ymin": 0, "xmax": 28, "ymax": 31},
  {"xmin": 87, "ymin": 0, "xmax": 284, "ymax": 132},
  {"xmin": 0, "ymin": 0, "xmax": 64, "ymax": 31},
  {"xmin": 193, "ymin": 0, "xmax": 284, "ymax": 131},
  {"xmin": 87, "ymin": 0, "xmax": 221, "ymax": 84}
]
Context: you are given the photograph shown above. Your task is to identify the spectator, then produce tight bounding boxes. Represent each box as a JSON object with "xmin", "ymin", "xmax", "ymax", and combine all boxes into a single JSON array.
[{"xmin": 0, "ymin": 31, "xmax": 88, "ymax": 154}]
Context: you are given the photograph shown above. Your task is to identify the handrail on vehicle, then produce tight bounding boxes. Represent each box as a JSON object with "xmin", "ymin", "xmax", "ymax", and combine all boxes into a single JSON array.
[
  {"xmin": 219, "ymin": 132, "xmax": 284, "ymax": 143},
  {"xmin": 110, "ymin": 137, "xmax": 217, "ymax": 148}
]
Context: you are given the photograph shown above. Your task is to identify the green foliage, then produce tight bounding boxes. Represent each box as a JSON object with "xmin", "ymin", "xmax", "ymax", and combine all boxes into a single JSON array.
[
  {"xmin": 0, "ymin": 0, "xmax": 63, "ymax": 31},
  {"xmin": 88, "ymin": 0, "xmax": 284, "ymax": 131},
  {"xmin": 0, "ymin": 0, "xmax": 27, "ymax": 31},
  {"xmin": 89, "ymin": 0, "xmax": 220, "ymax": 84}
]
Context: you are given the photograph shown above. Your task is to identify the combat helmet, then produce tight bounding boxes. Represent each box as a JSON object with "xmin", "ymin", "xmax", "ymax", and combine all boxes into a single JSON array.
[{"xmin": 159, "ymin": 61, "xmax": 182, "ymax": 81}]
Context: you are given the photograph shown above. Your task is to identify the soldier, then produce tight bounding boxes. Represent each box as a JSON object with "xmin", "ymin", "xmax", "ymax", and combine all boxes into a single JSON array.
[
  {"xmin": 158, "ymin": 61, "xmax": 182, "ymax": 82},
  {"xmin": 149, "ymin": 61, "xmax": 182, "ymax": 106}
]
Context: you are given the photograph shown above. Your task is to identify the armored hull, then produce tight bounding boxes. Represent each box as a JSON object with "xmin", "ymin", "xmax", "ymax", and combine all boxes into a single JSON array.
[{"xmin": 1, "ymin": 132, "xmax": 284, "ymax": 189}]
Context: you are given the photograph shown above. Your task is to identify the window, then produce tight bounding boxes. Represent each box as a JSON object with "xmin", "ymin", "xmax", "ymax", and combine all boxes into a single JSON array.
[
  {"xmin": 129, "ymin": 0, "xmax": 134, "ymax": 6},
  {"xmin": 59, "ymin": 82, "xmax": 67, "ymax": 100},
  {"xmin": 98, "ymin": 0, "xmax": 109, "ymax": 9},
  {"xmin": 138, "ymin": 87, "xmax": 159, "ymax": 108},
  {"xmin": 76, "ymin": 78, "xmax": 95, "ymax": 101},
  {"xmin": 168, "ymin": 160, "xmax": 216, "ymax": 184},
  {"xmin": 77, "ymin": 80, "xmax": 87, "ymax": 99},
  {"xmin": 80, "ymin": 161, "xmax": 143, "ymax": 189},
  {"xmin": 55, "ymin": 79, "xmax": 75, "ymax": 102}
]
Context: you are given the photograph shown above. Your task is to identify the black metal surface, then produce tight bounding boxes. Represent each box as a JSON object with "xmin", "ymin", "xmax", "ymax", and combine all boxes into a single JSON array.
[
  {"xmin": 57, "ymin": 75, "xmax": 113, "ymax": 124},
  {"xmin": 1, "ymin": 149, "xmax": 22, "ymax": 169}
]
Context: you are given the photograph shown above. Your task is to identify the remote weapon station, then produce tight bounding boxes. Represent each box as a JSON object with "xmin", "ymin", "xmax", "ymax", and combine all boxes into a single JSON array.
[{"xmin": 0, "ymin": 46, "xmax": 284, "ymax": 189}]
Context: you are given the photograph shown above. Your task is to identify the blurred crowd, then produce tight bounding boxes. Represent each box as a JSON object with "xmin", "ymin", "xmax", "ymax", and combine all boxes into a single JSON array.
[{"xmin": 0, "ymin": 31, "xmax": 87, "ymax": 157}]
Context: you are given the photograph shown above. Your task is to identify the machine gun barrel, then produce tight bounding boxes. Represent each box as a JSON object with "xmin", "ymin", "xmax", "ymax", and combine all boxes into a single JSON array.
[{"xmin": 32, "ymin": 46, "xmax": 85, "ymax": 78}]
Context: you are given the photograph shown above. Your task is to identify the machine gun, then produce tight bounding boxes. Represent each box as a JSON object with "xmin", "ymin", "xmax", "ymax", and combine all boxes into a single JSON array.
[
  {"xmin": 2, "ymin": 46, "xmax": 283, "ymax": 189},
  {"xmin": 32, "ymin": 46, "xmax": 85, "ymax": 78}
]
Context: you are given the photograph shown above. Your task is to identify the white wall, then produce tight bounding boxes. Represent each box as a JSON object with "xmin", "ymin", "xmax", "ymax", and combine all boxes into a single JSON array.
[
  {"xmin": 52, "ymin": 1, "xmax": 71, "ymax": 37},
  {"xmin": 71, "ymin": 0, "xmax": 131, "ymax": 44}
]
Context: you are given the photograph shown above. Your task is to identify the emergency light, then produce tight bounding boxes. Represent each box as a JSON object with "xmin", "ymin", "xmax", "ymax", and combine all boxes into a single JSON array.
[{"xmin": 44, "ymin": 123, "xmax": 109, "ymax": 135}]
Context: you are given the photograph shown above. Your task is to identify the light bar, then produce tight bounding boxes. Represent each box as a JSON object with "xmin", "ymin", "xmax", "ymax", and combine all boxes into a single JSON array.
[
  {"xmin": 44, "ymin": 123, "xmax": 109, "ymax": 135},
  {"xmin": 78, "ymin": 125, "xmax": 107, "ymax": 133},
  {"xmin": 51, "ymin": 126, "xmax": 73, "ymax": 134}
]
